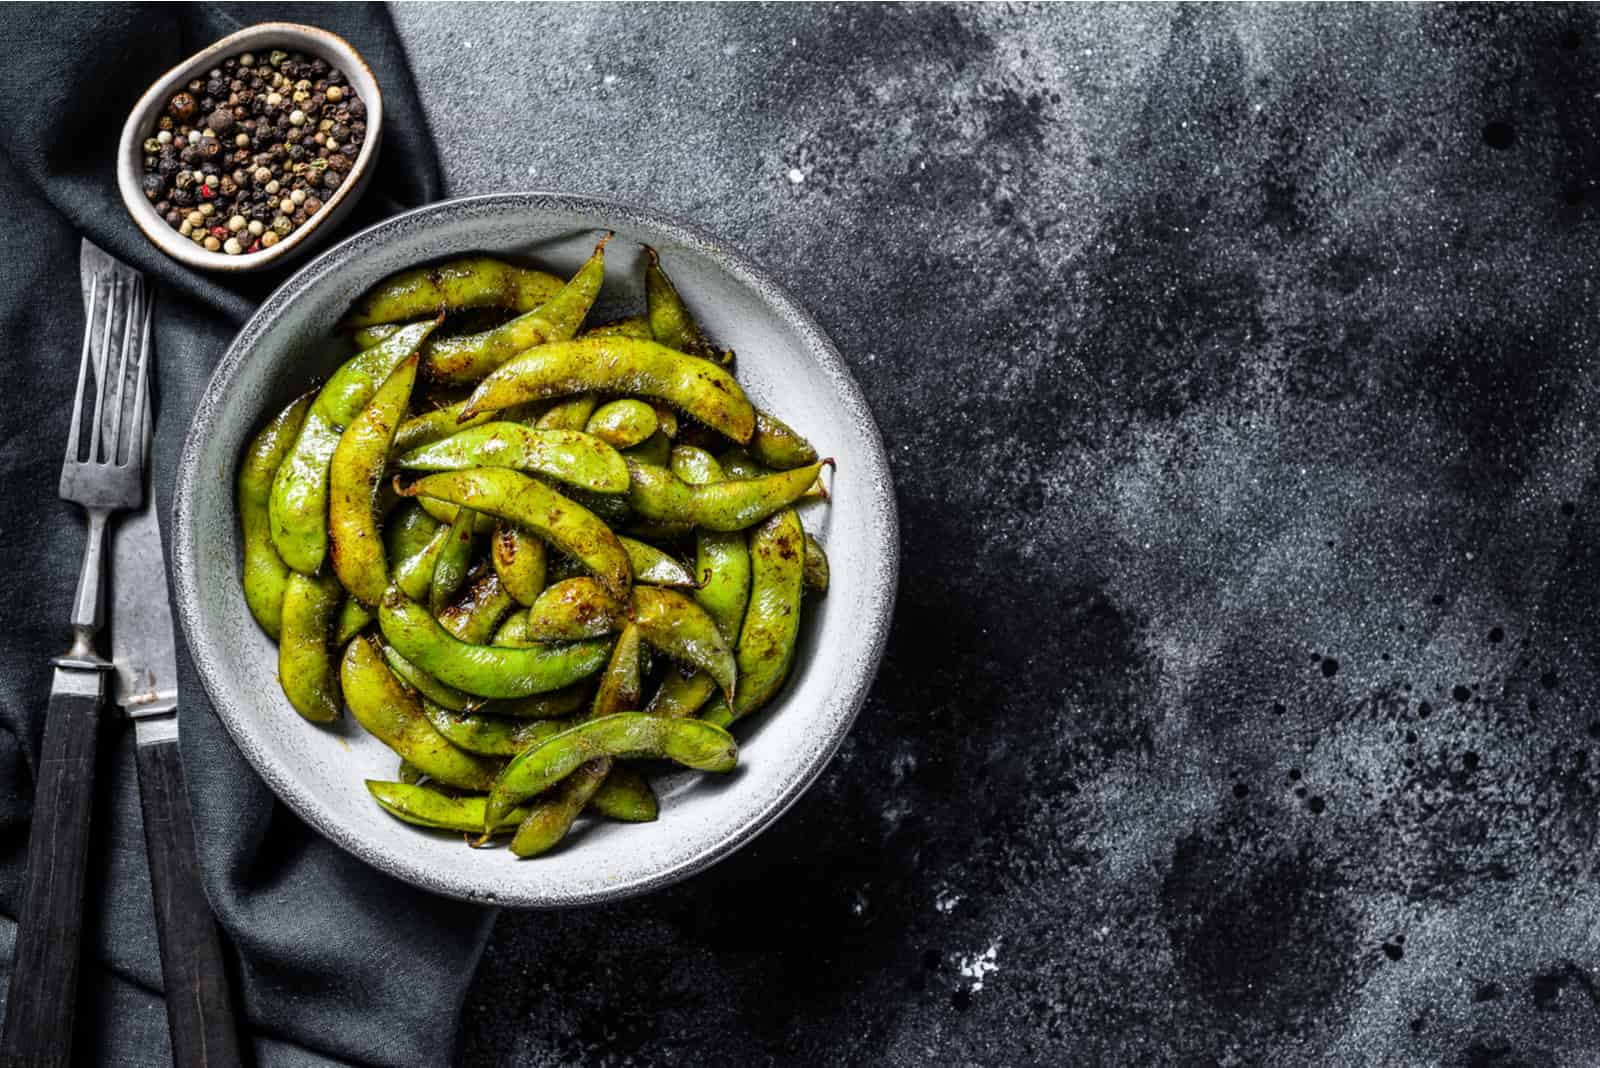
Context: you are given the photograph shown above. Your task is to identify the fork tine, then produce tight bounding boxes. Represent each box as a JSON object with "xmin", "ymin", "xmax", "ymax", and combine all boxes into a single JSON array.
[
  {"xmin": 109, "ymin": 277, "xmax": 139, "ymax": 465},
  {"xmin": 65, "ymin": 273, "xmax": 100, "ymax": 465},
  {"xmin": 88, "ymin": 276, "xmax": 119, "ymax": 464},
  {"xmin": 127, "ymin": 281, "xmax": 154, "ymax": 473}
]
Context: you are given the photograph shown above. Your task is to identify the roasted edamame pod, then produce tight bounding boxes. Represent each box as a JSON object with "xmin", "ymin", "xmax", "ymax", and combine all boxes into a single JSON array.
[
  {"xmin": 422, "ymin": 236, "xmax": 609, "ymax": 385},
  {"xmin": 523, "ymin": 578, "xmax": 628, "ymax": 640},
  {"xmin": 704, "ymin": 508, "xmax": 806, "ymax": 726},
  {"xmin": 619, "ymin": 536, "xmax": 699, "ymax": 588},
  {"xmin": 270, "ymin": 320, "xmax": 439, "ymax": 574},
  {"xmin": 384, "ymin": 644, "xmax": 482, "ymax": 713},
  {"xmin": 278, "ymin": 570, "xmax": 345, "ymax": 722},
  {"xmin": 335, "ymin": 599, "xmax": 372, "ymax": 644},
  {"xmin": 239, "ymin": 391, "xmax": 313, "ymax": 638},
  {"xmin": 803, "ymin": 532, "xmax": 830, "ymax": 594},
  {"xmin": 631, "ymin": 586, "xmax": 737, "ymax": 701},
  {"xmin": 507, "ymin": 625, "xmax": 643, "ymax": 856},
  {"xmin": 342, "ymin": 636, "xmax": 501, "ymax": 789},
  {"xmin": 645, "ymin": 246, "xmax": 730, "ymax": 364},
  {"xmin": 585, "ymin": 399, "xmax": 658, "ymax": 450},
  {"xmin": 582, "ymin": 315, "xmax": 652, "ymax": 341},
  {"xmin": 492, "ymin": 523, "xmax": 548, "ymax": 606},
  {"xmin": 378, "ymin": 586, "xmax": 611, "ymax": 699},
  {"xmin": 395, "ymin": 423, "xmax": 629, "ymax": 494},
  {"xmin": 625, "ymin": 458, "xmax": 829, "ymax": 532},
  {"xmin": 437, "ymin": 564, "xmax": 518, "ymax": 645},
  {"xmin": 399, "ymin": 467, "xmax": 632, "ymax": 602},
  {"xmin": 422, "ymin": 704, "xmax": 570, "ymax": 757},
  {"xmin": 487, "ymin": 713, "xmax": 738, "ymax": 830},
  {"xmin": 342, "ymin": 256, "xmax": 563, "ymax": 328},
  {"xmin": 459, "ymin": 337, "xmax": 756, "ymax": 444},
  {"xmin": 534, "ymin": 393, "xmax": 598, "ymax": 432},
  {"xmin": 385, "ymin": 501, "xmax": 441, "ymax": 564},
  {"xmin": 330, "ymin": 355, "xmax": 419, "ymax": 606},
  {"xmin": 621, "ymin": 430, "xmax": 672, "ymax": 468},
  {"xmin": 749, "ymin": 409, "xmax": 819, "ymax": 471},
  {"xmin": 430, "ymin": 505, "xmax": 477, "ymax": 616},
  {"xmin": 645, "ymin": 666, "xmax": 717, "ymax": 720},
  {"xmin": 670, "ymin": 446, "xmax": 752, "ymax": 642},
  {"xmin": 367, "ymin": 774, "xmax": 654, "ymax": 832},
  {"xmin": 394, "ymin": 520, "xmax": 453, "ymax": 602}
]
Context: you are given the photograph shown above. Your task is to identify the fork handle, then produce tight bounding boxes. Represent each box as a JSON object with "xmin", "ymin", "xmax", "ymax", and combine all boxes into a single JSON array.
[
  {"xmin": 0, "ymin": 669, "xmax": 107, "ymax": 1068},
  {"xmin": 135, "ymin": 731, "xmax": 243, "ymax": 1067}
]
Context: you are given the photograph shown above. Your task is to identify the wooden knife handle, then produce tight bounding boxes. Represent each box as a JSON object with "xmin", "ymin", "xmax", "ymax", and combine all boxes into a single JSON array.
[
  {"xmin": 135, "ymin": 733, "xmax": 243, "ymax": 1067},
  {"xmin": 0, "ymin": 677, "xmax": 105, "ymax": 1068}
]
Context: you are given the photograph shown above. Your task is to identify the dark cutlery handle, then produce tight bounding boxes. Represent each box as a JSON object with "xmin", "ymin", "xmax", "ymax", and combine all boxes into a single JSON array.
[
  {"xmin": 136, "ymin": 733, "xmax": 243, "ymax": 1068},
  {"xmin": 0, "ymin": 680, "xmax": 104, "ymax": 1068}
]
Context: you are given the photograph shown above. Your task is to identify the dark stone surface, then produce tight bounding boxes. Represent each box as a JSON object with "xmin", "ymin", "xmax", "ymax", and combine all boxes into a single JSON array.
[{"xmin": 393, "ymin": 5, "xmax": 1600, "ymax": 1064}]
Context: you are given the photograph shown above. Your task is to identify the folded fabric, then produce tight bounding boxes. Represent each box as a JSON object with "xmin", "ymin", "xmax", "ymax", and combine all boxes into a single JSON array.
[{"xmin": 0, "ymin": 4, "xmax": 493, "ymax": 1064}]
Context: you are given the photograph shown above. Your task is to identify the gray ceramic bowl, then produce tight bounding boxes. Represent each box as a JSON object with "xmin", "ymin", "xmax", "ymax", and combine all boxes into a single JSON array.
[{"xmin": 173, "ymin": 193, "xmax": 899, "ymax": 906}]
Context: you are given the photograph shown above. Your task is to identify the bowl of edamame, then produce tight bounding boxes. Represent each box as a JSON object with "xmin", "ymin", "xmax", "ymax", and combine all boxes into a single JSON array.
[{"xmin": 173, "ymin": 192, "xmax": 898, "ymax": 906}]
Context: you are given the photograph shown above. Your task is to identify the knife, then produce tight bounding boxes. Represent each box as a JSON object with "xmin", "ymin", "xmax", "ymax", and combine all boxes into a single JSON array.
[{"xmin": 108, "ymin": 296, "xmax": 244, "ymax": 1066}]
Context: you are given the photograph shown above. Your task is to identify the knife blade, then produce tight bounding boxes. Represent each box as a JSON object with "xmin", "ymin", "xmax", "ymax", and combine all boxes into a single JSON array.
[{"xmin": 104, "ymin": 269, "xmax": 243, "ymax": 1068}]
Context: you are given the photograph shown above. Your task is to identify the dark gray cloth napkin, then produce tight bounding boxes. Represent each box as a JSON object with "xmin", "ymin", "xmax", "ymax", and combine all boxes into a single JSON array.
[{"xmin": 0, "ymin": 4, "xmax": 495, "ymax": 1064}]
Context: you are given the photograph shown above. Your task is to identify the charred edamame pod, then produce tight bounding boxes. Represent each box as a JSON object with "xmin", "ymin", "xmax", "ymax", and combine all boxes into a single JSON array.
[
  {"xmin": 460, "ymin": 337, "xmax": 756, "ymax": 444},
  {"xmin": 749, "ymin": 409, "xmax": 819, "ymax": 471},
  {"xmin": 670, "ymin": 446, "xmax": 752, "ymax": 642},
  {"xmin": 270, "ymin": 320, "xmax": 439, "ymax": 574},
  {"xmin": 277, "ymin": 570, "xmax": 345, "ymax": 722},
  {"xmin": 368, "ymin": 779, "xmax": 530, "ymax": 834},
  {"xmin": 342, "ymin": 636, "xmax": 501, "ymax": 789},
  {"xmin": 396, "ymin": 423, "xmax": 629, "ymax": 494},
  {"xmin": 803, "ymin": 532, "xmax": 830, "ymax": 594},
  {"xmin": 492, "ymin": 523, "xmax": 548, "ymax": 606},
  {"xmin": 619, "ymin": 536, "xmax": 699, "ymax": 588},
  {"xmin": 645, "ymin": 246, "xmax": 729, "ymax": 364},
  {"xmin": 437, "ymin": 564, "xmax": 518, "ymax": 645},
  {"xmin": 239, "ymin": 391, "xmax": 313, "ymax": 638},
  {"xmin": 399, "ymin": 467, "xmax": 632, "ymax": 601},
  {"xmin": 585, "ymin": 399, "xmax": 657, "ymax": 450},
  {"xmin": 582, "ymin": 315, "xmax": 652, "ymax": 341},
  {"xmin": 429, "ymin": 505, "xmax": 477, "ymax": 616},
  {"xmin": 523, "ymin": 578, "xmax": 628, "ymax": 641},
  {"xmin": 378, "ymin": 586, "xmax": 611, "ymax": 699},
  {"xmin": 330, "ymin": 355, "xmax": 418, "ymax": 606},
  {"xmin": 704, "ymin": 508, "xmax": 806, "ymax": 726},
  {"xmin": 422, "ymin": 704, "xmax": 570, "ymax": 757},
  {"xmin": 342, "ymin": 256, "xmax": 564, "ymax": 329},
  {"xmin": 625, "ymin": 458, "xmax": 829, "ymax": 532},
  {"xmin": 488, "ymin": 713, "xmax": 738, "ymax": 830},
  {"xmin": 631, "ymin": 586, "xmax": 737, "ymax": 701}
]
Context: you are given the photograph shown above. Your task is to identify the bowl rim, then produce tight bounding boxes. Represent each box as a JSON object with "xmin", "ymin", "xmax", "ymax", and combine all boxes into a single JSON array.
[
  {"xmin": 116, "ymin": 21, "xmax": 383, "ymax": 274},
  {"xmin": 172, "ymin": 191, "xmax": 901, "ymax": 906}
]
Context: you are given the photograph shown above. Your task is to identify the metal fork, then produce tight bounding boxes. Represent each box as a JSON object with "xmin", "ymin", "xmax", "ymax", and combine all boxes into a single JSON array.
[{"xmin": 0, "ymin": 248, "xmax": 153, "ymax": 1068}]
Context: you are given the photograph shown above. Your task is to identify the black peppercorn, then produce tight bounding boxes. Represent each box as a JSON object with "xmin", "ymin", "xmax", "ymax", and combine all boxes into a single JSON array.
[
  {"xmin": 327, "ymin": 69, "xmax": 345, "ymax": 86},
  {"xmin": 155, "ymin": 199, "xmax": 172, "ymax": 215},
  {"xmin": 198, "ymin": 138, "xmax": 222, "ymax": 159},
  {"xmin": 331, "ymin": 123, "xmax": 350, "ymax": 142},
  {"xmin": 323, "ymin": 170, "xmax": 343, "ymax": 190},
  {"xmin": 157, "ymin": 156, "xmax": 181, "ymax": 178},
  {"xmin": 171, "ymin": 188, "xmax": 194, "ymax": 207},
  {"xmin": 219, "ymin": 176, "xmax": 238, "ymax": 197},
  {"xmin": 206, "ymin": 78, "xmax": 226, "ymax": 99},
  {"xmin": 199, "ymin": 98, "xmax": 217, "ymax": 115},
  {"xmin": 347, "ymin": 98, "xmax": 365, "ymax": 119},
  {"xmin": 165, "ymin": 209, "xmax": 182, "ymax": 227},
  {"xmin": 208, "ymin": 107, "xmax": 235, "ymax": 135},
  {"xmin": 170, "ymin": 92, "xmax": 197, "ymax": 121},
  {"xmin": 287, "ymin": 143, "xmax": 306, "ymax": 161},
  {"xmin": 340, "ymin": 142, "xmax": 359, "ymax": 160},
  {"xmin": 141, "ymin": 172, "xmax": 164, "ymax": 199},
  {"xmin": 174, "ymin": 170, "xmax": 195, "ymax": 190}
]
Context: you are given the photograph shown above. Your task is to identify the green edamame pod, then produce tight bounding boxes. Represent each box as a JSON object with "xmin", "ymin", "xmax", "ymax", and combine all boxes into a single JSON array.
[
  {"xmin": 535, "ymin": 393, "xmax": 598, "ymax": 432},
  {"xmin": 803, "ymin": 532, "xmax": 830, "ymax": 594},
  {"xmin": 625, "ymin": 458, "xmax": 829, "ymax": 532},
  {"xmin": 378, "ymin": 587, "xmax": 611, "ymax": 699},
  {"xmin": 384, "ymin": 501, "xmax": 441, "ymax": 564},
  {"xmin": 492, "ymin": 523, "xmax": 547, "ymax": 606},
  {"xmin": 645, "ymin": 667, "xmax": 717, "ymax": 719},
  {"xmin": 585, "ymin": 399, "xmax": 657, "ymax": 449},
  {"xmin": 492, "ymin": 608, "xmax": 533, "ymax": 646},
  {"xmin": 421, "ymin": 703, "xmax": 569, "ymax": 757},
  {"xmin": 400, "ymin": 467, "xmax": 632, "ymax": 602},
  {"xmin": 335, "ymin": 599, "xmax": 372, "ymax": 644},
  {"xmin": 507, "ymin": 626, "xmax": 643, "ymax": 855},
  {"xmin": 631, "ymin": 586, "xmax": 737, "ymax": 701},
  {"xmin": 509, "ymin": 760, "xmax": 612, "ymax": 858},
  {"xmin": 330, "ymin": 355, "xmax": 419, "ymax": 606},
  {"xmin": 592, "ymin": 764, "xmax": 659, "ymax": 822},
  {"xmin": 645, "ymin": 246, "xmax": 730, "ymax": 364},
  {"xmin": 423, "ymin": 236, "xmax": 609, "ymax": 385},
  {"xmin": 396, "ymin": 423, "xmax": 629, "ymax": 494},
  {"xmin": 487, "ymin": 713, "xmax": 738, "ymax": 826},
  {"xmin": 342, "ymin": 256, "xmax": 564, "ymax": 328},
  {"xmin": 341, "ymin": 637, "xmax": 501, "ymax": 789},
  {"xmin": 621, "ymin": 430, "xmax": 672, "ymax": 468},
  {"xmin": 705, "ymin": 508, "xmax": 805, "ymax": 726},
  {"xmin": 395, "ymin": 521, "xmax": 452, "ymax": 602},
  {"xmin": 396, "ymin": 761, "xmax": 425, "ymax": 785},
  {"xmin": 239, "ymin": 391, "xmax": 313, "ymax": 638},
  {"xmin": 582, "ymin": 315, "xmax": 652, "ymax": 341},
  {"xmin": 270, "ymin": 320, "xmax": 439, "ymax": 574},
  {"xmin": 749, "ymin": 409, "xmax": 819, "ymax": 471},
  {"xmin": 384, "ymin": 644, "xmax": 481, "ymax": 713},
  {"xmin": 368, "ymin": 779, "xmax": 530, "ymax": 833},
  {"xmin": 430, "ymin": 505, "xmax": 476, "ymax": 616},
  {"xmin": 437, "ymin": 565, "xmax": 518, "ymax": 645},
  {"xmin": 524, "ymin": 578, "xmax": 628, "ymax": 641},
  {"xmin": 619, "ymin": 537, "xmax": 698, "ymax": 588},
  {"xmin": 415, "ymin": 495, "xmax": 499, "ymax": 534},
  {"xmin": 460, "ymin": 337, "xmax": 756, "ymax": 444},
  {"xmin": 278, "ymin": 570, "xmax": 344, "ymax": 723},
  {"xmin": 670, "ymin": 446, "xmax": 752, "ymax": 643},
  {"xmin": 393, "ymin": 401, "xmax": 495, "ymax": 455}
]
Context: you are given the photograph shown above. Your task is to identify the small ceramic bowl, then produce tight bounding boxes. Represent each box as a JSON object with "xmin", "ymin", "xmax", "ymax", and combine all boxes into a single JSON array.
[
  {"xmin": 117, "ymin": 22, "xmax": 382, "ymax": 274},
  {"xmin": 173, "ymin": 193, "xmax": 900, "ymax": 906}
]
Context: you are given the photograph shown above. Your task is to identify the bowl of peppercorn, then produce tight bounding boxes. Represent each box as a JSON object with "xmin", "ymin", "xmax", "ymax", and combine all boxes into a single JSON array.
[{"xmin": 117, "ymin": 22, "xmax": 382, "ymax": 272}]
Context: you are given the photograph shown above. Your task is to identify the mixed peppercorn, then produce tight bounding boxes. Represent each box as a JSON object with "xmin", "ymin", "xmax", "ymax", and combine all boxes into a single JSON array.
[{"xmin": 140, "ymin": 49, "xmax": 367, "ymax": 256}]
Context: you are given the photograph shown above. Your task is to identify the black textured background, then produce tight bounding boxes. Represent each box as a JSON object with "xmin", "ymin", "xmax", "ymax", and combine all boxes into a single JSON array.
[{"xmin": 387, "ymin": 5, "xmax": 1600, "ymax": 1065}]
